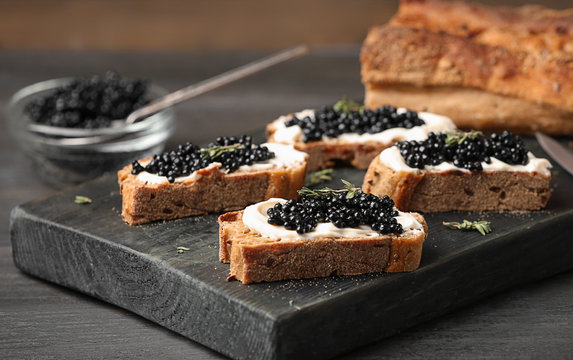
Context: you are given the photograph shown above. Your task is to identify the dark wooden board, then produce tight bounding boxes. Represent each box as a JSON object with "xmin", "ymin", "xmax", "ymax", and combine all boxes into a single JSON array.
[{"xmin": 10, "ymin": 138, "xmax": 573, "ymax": 360}]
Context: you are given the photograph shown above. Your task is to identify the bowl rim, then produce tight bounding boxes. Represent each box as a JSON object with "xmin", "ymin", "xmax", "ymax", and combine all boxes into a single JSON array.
[{"xmin": 8, "ymin": 77, "xmax": 172, "ymax": 139}]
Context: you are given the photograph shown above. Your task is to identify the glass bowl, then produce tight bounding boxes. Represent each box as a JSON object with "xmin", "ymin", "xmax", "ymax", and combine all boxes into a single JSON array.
[{"xmin": 7, "ymin": 78, "xmax": 176, "ymax": 189}]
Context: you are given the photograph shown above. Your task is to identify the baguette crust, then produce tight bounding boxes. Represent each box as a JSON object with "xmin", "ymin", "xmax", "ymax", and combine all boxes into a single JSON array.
[
  {"xmin": 218, "ymin": 210, "xmax": 428, "ymax": 284},
  {"xmin": 118, "ymin": 159, "xmax": 308, "ymax": 225},
  {"xmin": 391, "ymin": 0, "xmax": 573, "ymax": 56},
  {"xmin": 365, "ymin": 83, "xmax": 573, "ymax": 136},
  {"xmin": 362, "ymin": 155, "xmax": 552, "ymax": 212},
  {"xmin": 361, "ymin": 25, "xmax": 573, "ymax": 112}
]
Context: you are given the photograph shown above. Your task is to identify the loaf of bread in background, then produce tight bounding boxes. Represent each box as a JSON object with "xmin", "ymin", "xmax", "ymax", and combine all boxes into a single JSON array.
[{"xmin": 361, "ymin": 0, "xmax": 573, "ymax": 135}]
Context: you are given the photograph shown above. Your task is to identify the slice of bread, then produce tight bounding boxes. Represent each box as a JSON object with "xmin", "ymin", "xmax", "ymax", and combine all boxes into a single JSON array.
[
  {"xmin": 118, "ymin": 143, "xmax": 308, "ymax": 225},
  {"xmin": 218, "ymin": 209, "xmax": 428, "ymax": 284},
  {"xmin": 362, "ymin": 147, "xmax": 552, "ymax": 212},
  {"xmin": 266, "ymin": 109, "xmax": 456, "ymax": 171}
]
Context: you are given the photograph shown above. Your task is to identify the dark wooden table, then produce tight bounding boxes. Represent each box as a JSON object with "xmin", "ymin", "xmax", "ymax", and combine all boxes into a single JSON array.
[{"xmin": 1, "ymin": 48, "xmax": 572, "ymax": 359}]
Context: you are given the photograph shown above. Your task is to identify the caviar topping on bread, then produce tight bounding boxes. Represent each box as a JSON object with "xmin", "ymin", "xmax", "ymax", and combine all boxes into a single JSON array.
[
  {"xmin": 266, "ymin": 98, "xmax": 456, "ymax": 170},
  {"xmin": 219, "ymin": 183, "xmax": 428, "ymax": 284},
  {"xmin": 118, "ymin": 135, "xmax": 308, "ymax": 225},
  {"xmin": 362, "ymin": 131, "xmax": 552, "ymax": 212}
]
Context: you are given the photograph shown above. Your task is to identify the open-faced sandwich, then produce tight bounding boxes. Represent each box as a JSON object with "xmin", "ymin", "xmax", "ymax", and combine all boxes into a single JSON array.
[
  {"xmin": 363, "ymin": 130, "xmax": 552, "ymax": 212},
  {"xmin": 219, "ymin": 181, "xmax": 428, "ymax": 284},
  {"xmin": 118, "ymin": 135, "xmax": 308, "ymax": 225}
]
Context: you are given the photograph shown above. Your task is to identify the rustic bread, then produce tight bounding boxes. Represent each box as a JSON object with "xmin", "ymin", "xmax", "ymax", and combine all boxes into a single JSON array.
[
  {"xmin": 266, "ymin": 109, "xmax": 456, "ymax": 171},
  {"xmin": 218, "ymin": 209, "xmax": 428, "ymax": 284},
  {"xmin": 390, "ymin": 0, "xmax": 573, "ymax": 56},
  {"xmin": 118, "ymin": 145, "xmax": 308, "ymax": 225},
  {"xmin": 362, "ymin": 148, "xmax": 552, "ymax": 212},
  {"xmin": 360, "ymin": 0, "xmax": 573, "ymax": 135}
]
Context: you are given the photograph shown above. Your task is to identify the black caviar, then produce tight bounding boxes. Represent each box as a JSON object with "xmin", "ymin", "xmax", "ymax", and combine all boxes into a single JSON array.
[
  {"xmin": 24, "ymin": 71, "xmax": 149, "ymax": 129},
  {"xmin": 396, "ymin": 131, "xmax": 529, "ymax": 171},
  {"xmin": 131, "ymin": 135, "xmax": 275, "ymax": 183},
  {"xmin": 267, "ymin": 192, "xmax": 403, "ymax": 235},
  {"xmin": 285, "ymin": 104, "xmax": 424, "ymax": 142}
]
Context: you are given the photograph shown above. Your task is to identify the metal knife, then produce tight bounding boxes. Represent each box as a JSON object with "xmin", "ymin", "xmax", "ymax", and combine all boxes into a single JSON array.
[{"xmin": 535, "ymin": 132, "xmax": 573, "ymax": 177}]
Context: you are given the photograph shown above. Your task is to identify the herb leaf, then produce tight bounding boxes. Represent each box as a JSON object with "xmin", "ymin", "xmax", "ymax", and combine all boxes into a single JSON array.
[
  {"xmin": 443, "ymin": 220, "xmax": 492, "ymax": 235},
  {"xmin": 177, "ymin": 246, "xmax": 190, "ymax": 254},
  {"xmin": 75, "ymin": 195, "xmax": 92, "ymax": 204},
  {"xmin": 333, "ymin": 96, "xmax": 364, "ymax": 114},
  {"xmin": 305, "ymin": 168, "xmax": 334, "ymax": 187},
  {"xmin": 298, "ymin": 179, "xmax": 361, "ymax": 199},
  {"xmin": 445, "ymin": 130, "xmax": 483, "ymax": 147},
  {"xmin": 198, "ymin": 143, "xmax": 244, "ymax": 160}
]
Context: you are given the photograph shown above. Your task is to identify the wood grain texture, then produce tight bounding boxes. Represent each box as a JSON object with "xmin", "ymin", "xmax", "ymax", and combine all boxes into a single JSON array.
[{"xmin": 2, "ymin": 49, "xmax": 573, "ymax": 359}]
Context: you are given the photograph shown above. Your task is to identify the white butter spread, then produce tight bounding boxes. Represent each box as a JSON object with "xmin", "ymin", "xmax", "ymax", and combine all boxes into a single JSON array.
[
  {"xmin": 270, "ymin": 109, "xmax": 457, "ymax": 145},
  {"xmin": 242, "ymin": 198, "xmax": 424, "ymax": 241},
  {"xmin": 380, "ymin": 146, "xmax": 552, "ymax": 175},
  {"xmin": 135, "ymin": 143, "xmax": 307, "ymax": 185}
]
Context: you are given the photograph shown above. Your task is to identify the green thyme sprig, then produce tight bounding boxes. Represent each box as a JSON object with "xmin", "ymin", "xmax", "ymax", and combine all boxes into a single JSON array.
[
  {"xmin": 445, "ymin": 130, "xmax": 483, "ymax": 147},
  {"xmin": 176, "ymin": 246, "xmax": 190, "ymax": 254},
  {"xmin": 199, "ymin": 143, "xmax": 244, "ymax": 160},
  {"xmin": 333, "ymin": 96, "xmax": 364, "ymax": 114},
  {"xmin": 305, "ymin": 168, "xmax": 334, "ymax": 187},
  {"xmin": 443, "ymin": 220, "xmax": 492, "ymax": 236},
  {"xmin": 298, "ymin": 179, "xmax": 360, "ymax": 199},
  {"xmin": 74, "ymin": 195, "xmax": 92, "ymax": 204}
]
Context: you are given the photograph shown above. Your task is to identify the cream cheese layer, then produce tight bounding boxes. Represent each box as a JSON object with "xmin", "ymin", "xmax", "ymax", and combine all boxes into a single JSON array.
[
  {"xmin": 379, "ymin": 146, "xmax": 552, "ymax": 175},
  {"xmin": 270, "ymin": 109, "xmax": 457, "ymax": 145},
  {"xmin": 242, "ymin": 198, "xmax": 424, "ymax": 241},
  {"xmin": 135, "ymin": 143, "xmax": 307, "ymax": 185}
]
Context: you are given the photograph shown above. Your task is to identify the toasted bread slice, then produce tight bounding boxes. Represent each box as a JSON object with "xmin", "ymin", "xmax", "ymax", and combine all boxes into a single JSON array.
[
  {"xmin": 118, "ymin": 144, "xmax": 308, "ymax": 225},
  {"xmin": 362, "ymin": 148, "xmax": 552, "ymax": 212},
  {"xmin": 218, "ymin": 209, "xmax": 427, "ymax": 284}
]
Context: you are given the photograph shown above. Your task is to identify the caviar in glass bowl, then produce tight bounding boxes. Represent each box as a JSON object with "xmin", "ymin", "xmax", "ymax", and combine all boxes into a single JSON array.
[{"xmin": 7, "ymin": 74, "xmax": 175, "ymax": 188}]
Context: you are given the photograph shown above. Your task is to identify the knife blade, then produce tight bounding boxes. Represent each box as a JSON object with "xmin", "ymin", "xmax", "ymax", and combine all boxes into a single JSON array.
[{"xmin": 535, "ymin": 132, "xmax": 573, "ymax": 177}]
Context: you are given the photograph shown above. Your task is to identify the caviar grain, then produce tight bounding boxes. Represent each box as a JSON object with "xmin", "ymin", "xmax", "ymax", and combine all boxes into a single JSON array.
[{"xmin": 285, "ymin": 105, "xmax": 424, "ymax": 142}]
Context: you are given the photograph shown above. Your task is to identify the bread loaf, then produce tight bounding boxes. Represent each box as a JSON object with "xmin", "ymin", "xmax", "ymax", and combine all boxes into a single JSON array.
[{"xmin": 361, "ymin": 0, "xmax": 573, "ymax": 135}]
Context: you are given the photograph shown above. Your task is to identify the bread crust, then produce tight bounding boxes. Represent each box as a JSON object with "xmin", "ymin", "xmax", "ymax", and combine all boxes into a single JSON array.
[
  {"xmin": 362, "ymin": 155, "xmax": 552, "ymax": 212},
  {"xmin": 360, "ymin": 25, "xmax": 573, "ymax": 112},
  {"xmin": 218, "ymin": 210, "xmax": 428, "ymax": 284},
  {"xmin": 118, "ymin": 159, "xmax": 308, "ymax": 225},
  {"xmin": 365, "ymin": 83, "xmax": 573, "ymax": 136},
  {"xmin": 391, "ymin": 0, "xmax": 573, "ymax": 56}
]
